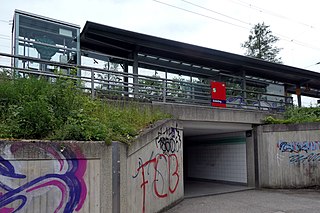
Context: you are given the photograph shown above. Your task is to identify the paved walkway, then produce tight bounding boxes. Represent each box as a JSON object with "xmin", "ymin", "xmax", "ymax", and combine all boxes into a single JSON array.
[
  {"xmin": 184, "ymin": 180, "xmax": 253, "ymax": 198},
  {"xmin": 165, "ymin": 189, "xmax": 320, "ymax": 213}
]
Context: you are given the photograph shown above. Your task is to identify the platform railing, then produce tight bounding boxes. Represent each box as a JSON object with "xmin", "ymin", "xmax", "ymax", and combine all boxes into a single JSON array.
[{"xmin": 0, "ymin": 52, "xmax": 293, "ymax": 112}]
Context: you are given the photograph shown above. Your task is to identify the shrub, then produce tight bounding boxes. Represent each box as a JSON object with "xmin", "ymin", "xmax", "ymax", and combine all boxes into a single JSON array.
[
  {"xmin": 264, "ymin": 106, "xmax": 320, "ymax": 124},
  {"xmin": 0, "ymin": 77, "xmax": 56, "ymax": 138},
  {"xmin": 0, "ymin": 76, "xmax": 171, "ymax": 143}
]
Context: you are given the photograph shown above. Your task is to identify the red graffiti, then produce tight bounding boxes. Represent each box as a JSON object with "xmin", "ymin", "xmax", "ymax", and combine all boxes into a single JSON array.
[
  {"xmin": 134, "ymin": 153, "xmax": 180, "ymax": 213},
  {"xmin": 168, "ymin": 154, "xmax": 179, "ymax": 194}
]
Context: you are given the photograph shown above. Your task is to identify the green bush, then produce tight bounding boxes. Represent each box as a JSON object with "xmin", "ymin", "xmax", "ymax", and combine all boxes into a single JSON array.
[
  {"xmin": 264, "ymin": 106, "xmax": 320, "ymax": 124},
  {"xmin": 0, "ymin": 76, "xmax": 171, "ymax": 143},
  {"xmin": 0, "ymin": 77, "xmax": 56, "ymax": 138}
]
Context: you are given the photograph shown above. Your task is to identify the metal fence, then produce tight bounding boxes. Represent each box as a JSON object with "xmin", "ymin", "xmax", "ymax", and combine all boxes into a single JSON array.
[{"xmin": 0, "ymin": 52, "xmax": 293, "ymax": 112}]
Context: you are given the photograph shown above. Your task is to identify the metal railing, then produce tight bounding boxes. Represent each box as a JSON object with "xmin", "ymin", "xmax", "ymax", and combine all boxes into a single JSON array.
[{"xmin": 0, "ymin": 52, "xmax": 293, "ymax": 112}]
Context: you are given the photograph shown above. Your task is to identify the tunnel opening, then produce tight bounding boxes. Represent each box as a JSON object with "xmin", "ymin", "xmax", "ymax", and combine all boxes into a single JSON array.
[{"xmin": 183, "ymin": 121, "xmax": 254, "ymax": 198}]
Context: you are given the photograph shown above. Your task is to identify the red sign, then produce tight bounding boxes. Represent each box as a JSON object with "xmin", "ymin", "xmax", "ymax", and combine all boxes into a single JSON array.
[{"xmin": 211, "ymin": 81, "xmax": 226, "ymax": 108}]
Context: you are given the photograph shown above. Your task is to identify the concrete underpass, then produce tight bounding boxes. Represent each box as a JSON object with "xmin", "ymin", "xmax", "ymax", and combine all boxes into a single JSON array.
[{"xmin": 182, "ymin": 121, "xmax": 255, "ymax": 198}]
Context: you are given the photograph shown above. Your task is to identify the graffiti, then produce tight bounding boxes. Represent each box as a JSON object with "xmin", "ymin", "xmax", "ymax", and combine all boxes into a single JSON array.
[
  {"xmin": 155, "ymin": 125, "xmax": 182, "ymax": 154},
  {"xmin": 132, "ymin": 124, "xmax": 182, "ymax": 213},
  {"xmin": 276, "ymin": 140, "xmax": 320, "ymax": 164},
  {"xmin": 289, "ymin": 153, "xmax": 320, "ymax": 163},
  {"xmin": 0, "ymin": 143, "xmax": 87, "ymax": 213},
  {"xmin": 132, "ymin": 151, "xmax": 180, "ymax": 213},
  {"xmin": 277, "ymin": 141, "xmax": 320, "ymax": 153},
  {"xmin": 227, "ymin": 96, "xmax": 285, "ymax": 112},
  {"xmin": 226, "ymin": 96, "xmax": 246, "ymax": 108}
]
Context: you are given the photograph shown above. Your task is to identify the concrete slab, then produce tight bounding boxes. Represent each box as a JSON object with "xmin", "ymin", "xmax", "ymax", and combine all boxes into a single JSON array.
[
  {"xmin": 184, "ymin": 180, "xmax": 253, "ymax": 198},
  {"xmin": 166, "ymin": 189, "xmax": 320, "ymax": 213}
]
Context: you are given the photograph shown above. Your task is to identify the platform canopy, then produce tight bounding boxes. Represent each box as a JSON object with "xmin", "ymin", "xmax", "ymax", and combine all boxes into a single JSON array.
[{"xmin": 80, "ymin": 21, "xmax": 320, "ymax": 98}]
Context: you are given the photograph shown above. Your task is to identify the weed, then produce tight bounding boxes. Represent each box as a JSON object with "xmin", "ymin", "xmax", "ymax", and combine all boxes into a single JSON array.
[
  {"xmin": 264, "ymin": 106, "xmax": 320, "ymax": 124},
  {"xmin": 0, "ymin": 76, "xmax": 171, "ymax": 143}
]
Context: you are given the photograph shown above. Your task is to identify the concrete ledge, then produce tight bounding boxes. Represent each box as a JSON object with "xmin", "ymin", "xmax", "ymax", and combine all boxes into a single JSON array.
[
  {"xmin": 0, "ymin": 140, "xmax": 106, "ymax": 159},
  {"xmin": 263, "ymin": 122, "xmax": 320, "ymax": 132},
  {"xmin": 128, "ymin": 119, "xmax": 181, "ymax": 156},
  {"xmin": 153, "ymin": 102, "xmax": 278, "ymax": 124}
]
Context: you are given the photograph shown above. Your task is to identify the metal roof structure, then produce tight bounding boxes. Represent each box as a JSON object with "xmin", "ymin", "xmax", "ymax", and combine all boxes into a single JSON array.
[
  {"xmin": 80, "ymin": 21, "xmax": 320, "ymax": 98},
  {"xmin": 15, "ymin": 9, "xmax": 80, "ymax": 28}
]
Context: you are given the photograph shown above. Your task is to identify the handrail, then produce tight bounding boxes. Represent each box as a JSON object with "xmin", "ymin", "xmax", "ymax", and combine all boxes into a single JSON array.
[{"xmin": 0, "ymin": 52, "xmax": 293, "ymax": 112}]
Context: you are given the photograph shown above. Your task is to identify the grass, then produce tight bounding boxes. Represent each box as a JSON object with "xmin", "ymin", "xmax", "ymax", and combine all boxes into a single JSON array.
[
  {"xmin": 264, "ymin": 106, "xmax": 320, "ymax": 124},
  {"xmin": 0, "ymin": 75, "xmax": 171, "ymax": 144}
]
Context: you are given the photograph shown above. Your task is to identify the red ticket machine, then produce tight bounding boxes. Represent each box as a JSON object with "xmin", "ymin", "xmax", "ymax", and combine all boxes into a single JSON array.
[{"xmin": 211, "ymin": 81, "xmax": 226, "ymax": 108}]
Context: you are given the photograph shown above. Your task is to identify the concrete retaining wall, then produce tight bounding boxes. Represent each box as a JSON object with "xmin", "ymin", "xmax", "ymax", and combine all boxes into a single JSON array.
[
  {"xmin": 0, "ymin": 140, "xmax": 112, "ymax": 213},
  {"xmin": 152, "ymin": 102, "xmax": 277, "ymax": 124},
  {"xmin": 258, "ymin": 123, "xmax": 320, "ymax": 188},
  {"xmin": 0, "ymin": 119, "xmax": 183, "ymax": 213},
  {"xmin": 126, "ymin": 120, "xmax": 184, "ymax": 213}
]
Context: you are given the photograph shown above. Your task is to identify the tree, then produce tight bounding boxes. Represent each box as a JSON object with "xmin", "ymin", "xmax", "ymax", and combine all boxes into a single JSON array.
[
  {"xmin": 95, "ymin": 62, "xmax": 124, "ymax": 98},
  {"xmin": 138, "ymin": 73, "xmax": 163, "ymax": 100},
  {"xmin": 241, "ymin": 22, "xmax": 282, "ymax": 63},
  {"xmin": 0, "ymin": 68, "xmax": 12, "ymax": 80}
]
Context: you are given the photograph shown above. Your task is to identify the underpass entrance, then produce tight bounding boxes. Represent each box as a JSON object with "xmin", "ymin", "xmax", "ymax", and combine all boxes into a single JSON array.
[{"xmin": 183, "ymin": 121, "xmax": 255, "ymax": 197}]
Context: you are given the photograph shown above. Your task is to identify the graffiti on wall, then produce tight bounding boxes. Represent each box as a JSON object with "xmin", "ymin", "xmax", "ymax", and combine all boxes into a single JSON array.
[
  {"xmin": 133, "ymin": 125, "xmax": 181, "ymax": 213},
  {"xmin": 0, "ymin": 143, "xmax": 87, "ymax": 213},
  {"xmin": 227, "ymin": 96, "xmax": 285, "ymax": 112},
  {"xmin": 155, "ymin": 125, "xmax": 182, "ymax": 154},
  {"xmin": 277, "ymin": 140, "xmax": 320, "ymax": 164}
]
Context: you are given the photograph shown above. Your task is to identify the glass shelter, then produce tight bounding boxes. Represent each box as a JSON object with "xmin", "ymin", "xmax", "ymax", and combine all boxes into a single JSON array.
[{"xmin": 12, "ymin": 10, "xmax": 80, "ymax": 75}]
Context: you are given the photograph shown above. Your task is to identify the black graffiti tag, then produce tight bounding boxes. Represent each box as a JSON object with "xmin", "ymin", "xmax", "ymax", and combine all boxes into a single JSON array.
[{"xmin": 156, "ymin": 126, "xmax": 181, "ymax": 154}]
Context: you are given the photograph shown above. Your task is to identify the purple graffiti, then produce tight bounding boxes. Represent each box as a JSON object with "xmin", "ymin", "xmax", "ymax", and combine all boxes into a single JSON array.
[
  {"xmin": 0, "ymin": 156, "xmax": 26, "ymax": 179},
  {"xmin": 0, "ymin": 144, "xmax": 87, "ymax": 213}
]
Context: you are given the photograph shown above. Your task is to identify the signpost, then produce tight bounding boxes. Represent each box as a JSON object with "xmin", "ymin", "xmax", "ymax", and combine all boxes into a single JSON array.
[{"xmin": 211, "ymin": 81, "xmax": 226, "ymax": 108}]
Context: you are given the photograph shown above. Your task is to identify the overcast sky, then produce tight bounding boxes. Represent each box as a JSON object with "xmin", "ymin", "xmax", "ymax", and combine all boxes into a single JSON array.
[{"xmin": 1, "ymin": 0, "xmax": 320, "ymax": 104}]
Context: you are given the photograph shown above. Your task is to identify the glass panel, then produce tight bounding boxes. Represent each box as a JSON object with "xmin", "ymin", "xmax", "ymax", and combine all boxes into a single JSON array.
[
  {"xmin": 18, "ymin": 14, "xmax": 78, "ymax": 49},
  {"xmin": 262, "ymin": 83, "xmax": 285, "ymax": 109},
  {"xmin": 14, "ymin": 12, "xmax": 80, "ymax": 75}
]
